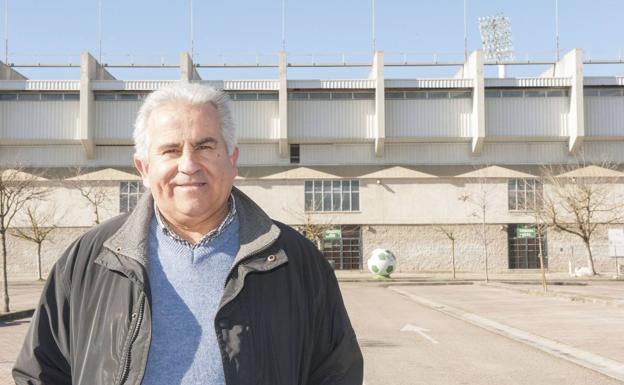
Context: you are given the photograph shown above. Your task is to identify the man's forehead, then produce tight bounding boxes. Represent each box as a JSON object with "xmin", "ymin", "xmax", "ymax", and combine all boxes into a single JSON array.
[
  {"xmin": 150, "ymin": 101, "xmax": 217, "ymax": 120},
  {"xmin": 148, "ymin": 103, "xmax": 220, "ymax": 132}
]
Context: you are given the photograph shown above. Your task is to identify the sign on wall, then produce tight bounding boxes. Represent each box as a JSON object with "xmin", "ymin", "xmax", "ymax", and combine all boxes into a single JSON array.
[
  {"xmin": 516, "ymin": 224, "xmax": 537, "ymax": 239},
  {"xmin": 323, "ymin": 229, "xmax": 342, "ymax": 241}
]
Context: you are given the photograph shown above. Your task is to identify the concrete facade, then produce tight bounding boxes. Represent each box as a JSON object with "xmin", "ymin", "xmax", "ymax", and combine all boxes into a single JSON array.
[{"xmin": 1, "ymin": 49, "xmax": 624, "ymax": 277}]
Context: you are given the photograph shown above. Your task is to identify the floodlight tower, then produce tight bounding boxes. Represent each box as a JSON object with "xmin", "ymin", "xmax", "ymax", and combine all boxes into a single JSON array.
[{"xmin": 478, "ymin": 14, "xmax": 514, "ymax": 78}]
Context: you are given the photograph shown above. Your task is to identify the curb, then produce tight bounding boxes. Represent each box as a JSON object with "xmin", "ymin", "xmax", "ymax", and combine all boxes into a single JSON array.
[
  {"xmin": 337, "ymin": 278, "xmax": 475, "ymax": 285},
  {"xmin": 389, "ymin": 286, "xmax": 624, "ymax": 383},
  {"xmin": 481, "ymin": 282, "xmax": 624, "ymax": 309},
  {"xmin": 0, "ymin": 309, "xmax": 34, "ymax": 323}
]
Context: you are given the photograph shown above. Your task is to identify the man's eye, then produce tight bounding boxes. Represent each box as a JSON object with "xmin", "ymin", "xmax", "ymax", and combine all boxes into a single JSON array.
[
  {"xmin": 197, "ymin": 145, "xmax": 214, "ymax": 151},
  {"xmin": 162, "ymin": 149, "xmax": 179, "ymax": 155}
]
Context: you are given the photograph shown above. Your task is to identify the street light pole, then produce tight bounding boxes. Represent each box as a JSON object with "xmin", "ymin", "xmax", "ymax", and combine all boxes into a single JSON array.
[
  {"xmin": 464, "ymin": 0, "xmax": 467, "ymax": 60},
  {"xmin": 555, "ymin": 0, "xmax": 560, "ymax": 60},
  {"xmin": 371, "ymin": 0, "xmax": 376, "ymax": 52}
]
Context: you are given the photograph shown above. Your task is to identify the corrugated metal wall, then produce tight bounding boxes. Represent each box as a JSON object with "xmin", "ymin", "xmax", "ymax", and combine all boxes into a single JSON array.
[
  {"xmin": 585, "ymin": 96, "xmax": 624, "ymax": 137},
  {"xmin": 6, "ymin": 141, "xmax": 614, "ymax": 168},
  {"xmin": 232, "ymin": 101, "xmax": 279, "ymax": 141},
  {"xmin": 301, "ymin": 144, "xmax": 377, "ymax": 165},
  {"xmin": 486, "ymin": 97, "xmax": 569, "ymax": 137},
  {"xmin": 237, "ymin": 143, "xmax": 290, "ymax": 166},
  {"xmin": 583, "ymin": 141, "xmax": 624, "ymax": 162},
  {"xmin": 95, "ymin": 101, "xmax": 142, "ymax": 143},
  {"xmin": 0, "ymin": 145, "xmax": 135, "ymax": 167},
  {"xmin": 0, "ymin": 101, "xmax": 79, "ymax": 141},
  {"xmin": 288, "ymin": 100, "xmax": 375, "ymax": 141},
  {"xmin": 386, "ymin": 99, "xmax": 472, "ymax": 138},
  {"xmin": 299, "ymin": 142, "xmax": 585, "ymax": 165}
]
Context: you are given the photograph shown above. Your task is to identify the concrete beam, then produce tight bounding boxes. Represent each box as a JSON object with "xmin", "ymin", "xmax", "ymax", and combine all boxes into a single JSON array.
[
  {"xmin": 0, "ymin": 61, "xmax": 27, "ymax": 80},
  {"xmin": 180, "ymin": 52, "xmax": 201, "ymax": 82},
  {"xmin": 370, "ymin": 51, "xmax": 385, "ymax": 158},
  {"xmin": 541, "ymin": 49, "xmax": 584, "ymax": 154},
  {"xmin": 459, "ymin": 51, "xmax": 485, "ymax": 155},
  {"xmin": 81, "ymin": 52, "xmax": 117, "ymax": 160},
  {"xmin": 278, "ymin": 51, "xmax": 289, "ymax": 158}
]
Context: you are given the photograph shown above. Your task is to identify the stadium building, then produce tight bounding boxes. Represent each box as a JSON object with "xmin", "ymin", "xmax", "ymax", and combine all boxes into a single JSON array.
[{"xmin": 1, "ymin": 49, "xmax": 624, "ymax": 278}]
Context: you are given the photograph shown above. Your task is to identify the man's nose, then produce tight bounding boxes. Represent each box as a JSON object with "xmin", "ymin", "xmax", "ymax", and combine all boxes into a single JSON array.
[{"xmin": 178, "ymin": 148, "xmax": 200, "ymax": 175}]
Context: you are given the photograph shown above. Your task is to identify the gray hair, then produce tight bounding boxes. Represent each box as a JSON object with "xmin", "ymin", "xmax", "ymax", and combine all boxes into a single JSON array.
[{"xmin": 133, "ymin": 82, "xmax": 236, "ymax": 162}]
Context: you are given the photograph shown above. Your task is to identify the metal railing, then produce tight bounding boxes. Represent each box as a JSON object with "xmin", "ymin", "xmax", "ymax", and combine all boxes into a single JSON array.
[{"xmin": 3, "ymin": 49, "xmax": 624, "ymax": 69}]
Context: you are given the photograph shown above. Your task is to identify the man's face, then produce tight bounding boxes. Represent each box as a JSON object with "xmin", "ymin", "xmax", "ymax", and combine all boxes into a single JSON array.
[{"xmin": 134, "ymin": 102, "xmax": 239, "ymax": 227}]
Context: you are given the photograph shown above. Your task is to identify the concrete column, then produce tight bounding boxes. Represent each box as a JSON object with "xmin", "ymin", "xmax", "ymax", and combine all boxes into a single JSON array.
[
  {"xmin": 80, "ymin": 52, "xmax": 116, "ymax": 160},
  {"xmin": 541, "ymin": 49, "xmax": 584, "ymax": 154},
  {"xmin": 459, "ymin": 51, "xmax": 485, "ymax": 155},
  {"xmin": 278, "ymin": 51, "xmax": 288, "ymax": 158},
  {"xmin": 180, "ymin": 52, "xmax": 201, "ymax": 82},
  {"xmin": 0, "ymin": 61, "xmax": 26, "ymax": 80},
  {"xmin": 370, "ymin": 51, "xmax": 385, "ymax": 158}
]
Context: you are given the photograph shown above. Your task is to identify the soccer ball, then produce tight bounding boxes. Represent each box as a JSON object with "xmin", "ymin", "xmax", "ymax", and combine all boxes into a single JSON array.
[{"xmin": 367, "ymin": 249, "xmax": 397, "ymax": 278}]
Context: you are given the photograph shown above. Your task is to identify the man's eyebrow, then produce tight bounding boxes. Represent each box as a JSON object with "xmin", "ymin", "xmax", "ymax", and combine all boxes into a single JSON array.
[
  {"xmin": 193, "ymin": 137, "xmax": 218, "ymax": 147},
  {"xmin": 155, "ymin": 142, "xmax": 180, "ymax": 151}
]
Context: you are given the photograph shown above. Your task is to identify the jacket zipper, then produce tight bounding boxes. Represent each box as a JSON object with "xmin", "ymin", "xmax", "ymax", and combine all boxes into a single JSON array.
[{"xmin": 116, "ymin": 294, "xmax": 146, "ymax": 385}]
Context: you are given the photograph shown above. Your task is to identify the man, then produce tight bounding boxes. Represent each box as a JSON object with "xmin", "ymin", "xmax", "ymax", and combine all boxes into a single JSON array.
[{"xmin": 12, "ymin": 83, "xmax": 363, "ymax": 384}]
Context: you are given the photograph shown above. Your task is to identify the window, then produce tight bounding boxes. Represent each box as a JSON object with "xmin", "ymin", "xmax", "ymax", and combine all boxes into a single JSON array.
[
  {"xmin": 508, "ymin": 179, "xmax": 542, "ymax": 211},
  {"xmin": 120, "ymin": 181, "xmax": 145, "ymax": 213},
  {"xmin": 94, "ymin": 93, "xmax": 146, "ymax": 101},
  {"xmin": 508, "ymin": 224, "xmax": 548, "ymax": 269},
  {"xmin": 41, "ymin": 93, "xmax": 64, "ymax": 101},
  {"xmin": 289, "ymin": 144, "xmax": 300, "ymax": 164},
  {"xmin": 352, "ymin": 92, "xmax": 374, "ymax": 100},
  {"xmin": 0, "ymin": 93, "xmax": 79, "ymax": 101},
  {"xmin": 305, "ymin": 180, "xmax": 359, "ymax": 212},
  {"xmin": 309, "ymin": 92, "xmax": 331, "ymax": 100},
  {"xmin": 486, "ymin": 89, "xmax": 569, "ymax": 98}
]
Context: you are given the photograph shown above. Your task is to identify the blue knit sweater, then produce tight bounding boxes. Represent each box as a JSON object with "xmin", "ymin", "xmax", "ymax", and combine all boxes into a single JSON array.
[{"xmin": 141, "ymin": 213, "xmax": 240, "ymax": 385}]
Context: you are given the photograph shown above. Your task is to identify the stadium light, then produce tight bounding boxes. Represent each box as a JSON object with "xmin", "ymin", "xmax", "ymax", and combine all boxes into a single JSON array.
[{"xmin": 478, "ymin": 14, "xmax": 514, "ymax": 78}]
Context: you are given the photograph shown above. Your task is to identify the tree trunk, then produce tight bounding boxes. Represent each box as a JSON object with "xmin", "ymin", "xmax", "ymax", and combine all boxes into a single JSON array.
[
  {"xmin": 583, "ymin": 239, "xmax": 597, "ymax": 275},
  {"xmin": 94, "ymin": 206, "xmax": 100, "ymax": 225},
  {"xmin": 37, "ymin": 242, "xmax": 43, "ymax": 281},
  {"xmin": 482, "ymin": 220, "xmax": 489, "ymax": 283},
  {"xmin": 1, "ymin": 231, "xmax": 9, "ymax": 313},
  {"xmin": 451, "ymin": 239, "xmax": 456, "ymax": 280},
  {"xmin": 537, "ymin": 229, "xmax": 547, "ymax": 292}
]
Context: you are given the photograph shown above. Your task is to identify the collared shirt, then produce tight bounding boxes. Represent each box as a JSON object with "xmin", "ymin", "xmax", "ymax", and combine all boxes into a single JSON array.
[{"xmin": 153, "ymin": 193, "xmax": 237, "ymax": 249}]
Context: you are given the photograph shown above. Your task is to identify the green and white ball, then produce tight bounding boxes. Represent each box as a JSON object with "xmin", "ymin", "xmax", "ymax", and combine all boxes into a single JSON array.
[{"xmin": 367, "ymin": 249, "xmax": 396, "ymax": 278}]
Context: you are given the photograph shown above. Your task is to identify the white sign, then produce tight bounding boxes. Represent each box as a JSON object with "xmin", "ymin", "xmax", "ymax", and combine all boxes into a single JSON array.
[{"xmin": 608, "ymin": 229, "xmax": 624, "ymax": 257}]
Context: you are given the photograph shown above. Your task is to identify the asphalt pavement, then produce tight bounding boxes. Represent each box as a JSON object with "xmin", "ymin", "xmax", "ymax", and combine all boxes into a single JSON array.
[{"xmin": 1, "ymin": 275, "xmax": 624, "ymax": 384}]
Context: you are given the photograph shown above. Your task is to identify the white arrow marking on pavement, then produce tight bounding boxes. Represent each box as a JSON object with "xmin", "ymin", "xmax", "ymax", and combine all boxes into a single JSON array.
[{"xmin": 400, "ymin": 324, "xmax": 439, "ymax": 344}]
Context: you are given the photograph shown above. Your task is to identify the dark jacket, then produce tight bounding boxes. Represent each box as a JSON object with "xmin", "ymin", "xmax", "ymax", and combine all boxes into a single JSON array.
[{"xmin": 12, "ymin": 188, "xmax": 363, "ymax": 385}]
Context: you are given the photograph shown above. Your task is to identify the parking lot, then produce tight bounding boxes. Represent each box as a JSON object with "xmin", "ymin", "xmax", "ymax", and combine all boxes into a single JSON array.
[{"xmin": 1, "ymin": 279, "xmax": 623, "ymax": 384}]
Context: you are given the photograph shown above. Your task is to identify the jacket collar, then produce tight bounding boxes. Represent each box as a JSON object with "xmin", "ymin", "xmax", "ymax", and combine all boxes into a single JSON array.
[{"xmin": 102, "ymin": 187, "xmax": 281, "ymax": 269}]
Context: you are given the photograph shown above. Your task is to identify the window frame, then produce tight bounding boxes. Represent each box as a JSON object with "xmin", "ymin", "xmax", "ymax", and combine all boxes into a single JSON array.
[
  {"xmin": 119, "ymin": 180, "xmax": 145, "ymax": 213},
  {"xmin": 304, "ymin": 180, "xmax": 360, "ymax": 212},
  {"xmin": 508, "ymin": 179, "xmax": 543, "ymax": 212}
]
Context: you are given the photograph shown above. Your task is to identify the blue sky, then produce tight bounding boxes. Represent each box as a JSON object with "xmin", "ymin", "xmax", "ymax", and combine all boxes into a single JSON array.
[{"xmin": 2, "ymin": 0, "xmax": 623, "ymax": 79}]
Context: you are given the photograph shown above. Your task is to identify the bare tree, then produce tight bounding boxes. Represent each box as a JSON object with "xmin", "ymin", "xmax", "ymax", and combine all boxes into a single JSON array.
[
  {"xmin": 435, "ymin": 225, "xmax": 457, "ymax": 279},
  {"xmin": 0, "ymin": 168, "xmax": 46, "ymax": 313},
  {"xmin": 459, "ymin": 177, "xmax": 497, "ymax": 283},
  {"xmin": 11, "ymin": 205, "xmax": 56, "ymax": 281},
  {"xmin": 297, "ymin": 213, "xmax": 333, "ymax": 250},
  {"xmin": 518, "ymin": 176, "xmax": 548, "ymax": 291},
  {"xmin": 66, "ymin": 168, "xmax": 109, "ymax": 225},
  {"xmin": 540, "ymin": 162, "xmax": 624, "ymax": 276}
]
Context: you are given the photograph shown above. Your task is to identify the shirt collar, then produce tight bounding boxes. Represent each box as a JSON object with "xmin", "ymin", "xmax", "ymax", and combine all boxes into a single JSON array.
[{"xmin": 153, "ymin": 193, "xmax": 237, "ymax": 249}]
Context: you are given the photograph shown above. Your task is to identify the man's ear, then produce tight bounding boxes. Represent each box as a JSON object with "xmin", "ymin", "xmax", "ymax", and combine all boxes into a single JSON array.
[
  {"xmin": 134, "ymin": 156, "xmax": 150, "ymax": 189},
  {"xmin": 230, "ymin": 147, "xmax": 240, "ymax": 176}
]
